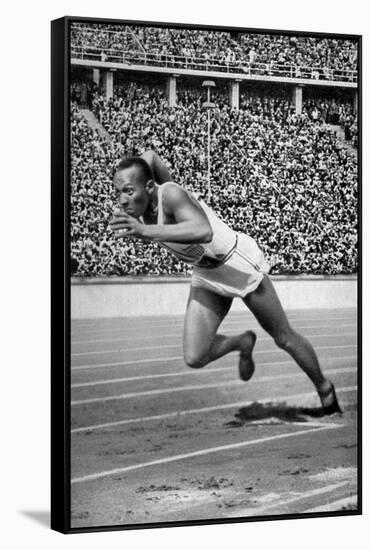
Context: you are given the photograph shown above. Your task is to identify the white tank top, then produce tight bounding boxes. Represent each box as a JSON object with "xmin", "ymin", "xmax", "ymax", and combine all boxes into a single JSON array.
[{"xmin": 155, "ymin": 182, "xmax": 238, "ymax": 268}]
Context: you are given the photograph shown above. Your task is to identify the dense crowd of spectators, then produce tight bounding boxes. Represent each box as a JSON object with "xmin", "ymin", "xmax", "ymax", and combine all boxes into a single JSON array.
[
  {"xmin": 71, "ymin": 23, "xmax": 357, "ymax": 82},
  {"xmin": 71, "ymin": 100, "xmax": 187, "ymax": 276},
  {"xmin": 339, "ymin": 106, "xmax": 358, "ymax": 145},
  {"xmin": 70, "ymin": 80, "xmax": 358, "ymax": 277},
  {"xmin": 239, "ymin": 34, "xmax": 357, "ymax": 80},
  {"xmin": 303, "ymin": 98, "xmax": 358, "ymax": 146},
  {"xmin": 71, "ymin": 23, "xmax": 136, "ymax": 59},
  {"xmin": 71, "ymin": 79, "xmax": 98, "ymax": 108}
]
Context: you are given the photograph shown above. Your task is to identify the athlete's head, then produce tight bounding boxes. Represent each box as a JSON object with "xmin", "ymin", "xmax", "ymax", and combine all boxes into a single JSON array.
[{"xmin": 113, "ymin": 157, "xmax": 155, "ymax": 218}]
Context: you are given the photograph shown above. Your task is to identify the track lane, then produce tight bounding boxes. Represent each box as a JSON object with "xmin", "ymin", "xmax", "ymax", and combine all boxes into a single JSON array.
[{"xmin": 70, "ymin": 309, "xmax": 359, "ymax": 528}]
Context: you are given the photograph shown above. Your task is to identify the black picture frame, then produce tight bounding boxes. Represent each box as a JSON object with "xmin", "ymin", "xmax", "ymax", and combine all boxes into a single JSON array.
[{"xmin": 51, "ymin": 15, "xmax": 362, "ymax": 533}]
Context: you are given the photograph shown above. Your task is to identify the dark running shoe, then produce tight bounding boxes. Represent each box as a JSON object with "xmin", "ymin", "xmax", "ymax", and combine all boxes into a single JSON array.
[
  {"xmin": 321, "ymin": 383, "xmax": 343, "ymax": 415},
  {"xmin": 238, "ymin": 331, "xmax": 257, "ymax": 382}
]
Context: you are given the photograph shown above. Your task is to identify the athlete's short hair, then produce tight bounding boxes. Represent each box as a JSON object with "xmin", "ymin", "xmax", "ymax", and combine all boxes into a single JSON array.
[{"xmin": 115, "ymin": 157, "xmax": 154, "ymax": 184}]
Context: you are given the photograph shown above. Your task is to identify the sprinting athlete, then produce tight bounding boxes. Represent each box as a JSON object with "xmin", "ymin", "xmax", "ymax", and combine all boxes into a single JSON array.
[{"xmin": 109, "ymin": 150, "xmax": 341, "ymax": 415}]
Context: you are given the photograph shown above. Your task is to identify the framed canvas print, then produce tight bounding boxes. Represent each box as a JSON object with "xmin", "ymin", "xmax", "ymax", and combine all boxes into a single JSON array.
[{"xmin": 51, "ymin": 16, "xmax": 361, "ymax": 533}]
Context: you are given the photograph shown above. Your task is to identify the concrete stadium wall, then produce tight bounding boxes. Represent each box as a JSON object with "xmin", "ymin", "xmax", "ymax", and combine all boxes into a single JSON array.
[{"xmin": 71, "ymin": 275, "xmax": 357, "ymax": 319}]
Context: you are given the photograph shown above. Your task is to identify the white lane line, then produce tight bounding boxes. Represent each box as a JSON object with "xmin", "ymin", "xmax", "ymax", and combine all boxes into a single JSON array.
[
  {"xmin": 71, "ymin": 359, "xmax": 291, "ymax": 388},
  {"xmin": 72, "ymin": 310, "xmax": 355, "ymax": 324},
  {"xmin": 226, "ymin": 482, "xmax": 350, "ymax": 517},
  {"xmin": 71, "ymin": 423, "xmax": 344, "ymax": 484},
  {"xmin": 71, "ymin": 311, "xmax": 357, "ymax": 335},
  {"xmin": 72, "ymin": 354, "xmax": 181, "ymax": 370},
  {"xmin": 71, "ymin": 319, "xmax": 357, "ymax": 345},
  {"xmin": 303, "ymin": 495, "xmax": 358, "ymax": 513},
  {"xmin": 71, "ymin": 327, "xmax": 357, "ymax": 356},
  {"xmin": 71, "ymin": 386, "xmax": 356, "ymax": 433},
  {"xmin": 71, "ymin": 345, "xmax": 357, "ymax": 371},
  {"xmin": 71, "ymin": 357, "xmax": 357, "ymax": 388},
  {"xmin": 71, "ymin": 367, "xmax": 356, "ymax": 405},
  {"xmin": 71, "ymin": 314, "xmax": 356, "ymax": 334}
]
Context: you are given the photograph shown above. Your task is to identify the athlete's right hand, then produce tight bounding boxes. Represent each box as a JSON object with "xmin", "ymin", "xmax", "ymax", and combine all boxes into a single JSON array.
[{"xmin": 109, "ymin": 212, "xmax": 146, "ymax": 239}]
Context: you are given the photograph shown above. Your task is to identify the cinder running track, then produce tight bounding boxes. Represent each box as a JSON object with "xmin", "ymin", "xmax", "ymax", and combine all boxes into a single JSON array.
[{"xmin": 70, "ymin": 307, "xmax": 358, "ymax": 529}]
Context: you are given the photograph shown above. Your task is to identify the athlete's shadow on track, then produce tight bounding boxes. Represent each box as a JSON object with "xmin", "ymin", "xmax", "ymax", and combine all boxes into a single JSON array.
[{"xmin": 225, "ymin": 402, "xmax": 326, "ymax": 427}]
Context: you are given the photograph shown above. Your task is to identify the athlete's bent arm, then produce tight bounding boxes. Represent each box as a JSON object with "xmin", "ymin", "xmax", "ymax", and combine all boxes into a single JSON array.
[
  {"xmin": 111, "ymin": 185, "xmax": 213, "ymax": 243},
  {"xmin": 140, "ymin": 150, "xmax": 172, "ymax": 184}
]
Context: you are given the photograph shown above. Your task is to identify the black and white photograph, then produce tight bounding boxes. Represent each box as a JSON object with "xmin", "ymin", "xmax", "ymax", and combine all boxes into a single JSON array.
[{"xmin": 52, "ymin": 16, "xmax": 360, "ymax": 532}]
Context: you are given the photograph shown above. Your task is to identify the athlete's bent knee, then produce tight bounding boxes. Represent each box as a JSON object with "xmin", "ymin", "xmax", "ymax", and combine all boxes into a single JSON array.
[
  {"xmin": 273, "ymin": 329, "xmax": 294, "ymax": 351},
  {"xmin": 183, "ymin": 352, "xmax": 208, "ymax": 369}
]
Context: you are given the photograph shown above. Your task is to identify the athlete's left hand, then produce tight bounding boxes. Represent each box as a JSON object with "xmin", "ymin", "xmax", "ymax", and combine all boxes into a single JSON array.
[{"xmin": 109, "ymin": 212, "xmax": 146, "ymax": 239}]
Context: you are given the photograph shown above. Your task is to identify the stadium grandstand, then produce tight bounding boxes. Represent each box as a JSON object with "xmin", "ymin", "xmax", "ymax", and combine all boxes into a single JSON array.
[
  {"xmin": 70, "ymin": 22, "xmax": 358, "ymax": 278},
  {"xmin": 71, "ymin": 23, "xmax": 357, "ymax": 81}
]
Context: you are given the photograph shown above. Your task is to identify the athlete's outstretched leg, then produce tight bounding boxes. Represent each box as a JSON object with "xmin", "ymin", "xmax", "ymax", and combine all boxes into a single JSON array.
[
  {"xmin": 183, "ymin": 285, "xmax": 256, "ymax": 372},
  {"xmin": 243, "ymin": 275, "xmax": 341, "ymax": 413}
]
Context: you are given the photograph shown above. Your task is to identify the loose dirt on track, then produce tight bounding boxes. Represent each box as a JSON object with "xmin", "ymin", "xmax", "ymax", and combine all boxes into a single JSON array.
[{"xmin": 70, "ymin": 308, "xmax": 358, "ymax": 528}]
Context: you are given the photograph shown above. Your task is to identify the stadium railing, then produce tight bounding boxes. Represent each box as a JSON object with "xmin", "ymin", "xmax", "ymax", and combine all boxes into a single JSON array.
[{"xmin": 71, "ymin": 46, "xmax": 358, "ymax": 83}]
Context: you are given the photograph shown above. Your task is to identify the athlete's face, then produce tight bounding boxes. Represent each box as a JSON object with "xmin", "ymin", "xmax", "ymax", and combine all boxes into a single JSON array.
[{"xmin": 113, "ymin": 166, "xmax": 151, "ymax": 218}]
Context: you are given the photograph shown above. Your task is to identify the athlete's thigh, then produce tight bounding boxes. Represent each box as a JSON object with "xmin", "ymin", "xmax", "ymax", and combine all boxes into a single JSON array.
[
  {"xmin": 243, "ymin": 275, "xmax": 290, "ymax": 337},
  {"xmin": 183, "ymin": 285, "xmax": 232, "ymax": 357}
]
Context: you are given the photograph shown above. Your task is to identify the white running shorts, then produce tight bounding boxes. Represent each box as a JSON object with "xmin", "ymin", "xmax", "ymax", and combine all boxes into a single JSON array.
[{"xmin": 191, "ymin": 233, "xmax": 269, "ymax": 298}]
